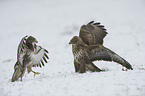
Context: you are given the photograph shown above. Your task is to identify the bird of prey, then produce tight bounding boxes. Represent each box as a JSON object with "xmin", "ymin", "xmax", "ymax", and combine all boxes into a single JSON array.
[
  {"xmin": 69, "ymin": 21, "xmax": 133, "ymax": 73},
  {"xmin": 11, "ymin": 35, "xmax": 49, "ymax": 82}
]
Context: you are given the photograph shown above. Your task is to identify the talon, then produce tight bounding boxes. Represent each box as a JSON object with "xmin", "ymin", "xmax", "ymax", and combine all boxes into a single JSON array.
[
  {"xmin": 122, "ymin": 68, "xmax": 128, "ymax": 71},
  {"xmin": 32, "ymin": 70, "xmax": 40, "ymax": 76},
  {"xmin": 34, "ymin": 72, "xmax": 40, "ymax": 77}
]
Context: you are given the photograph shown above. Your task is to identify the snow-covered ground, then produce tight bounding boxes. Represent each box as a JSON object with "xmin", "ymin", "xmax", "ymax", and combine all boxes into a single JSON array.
[{"xmin": 0, "ymin": 0, "xmax": 145, "ymax": 96}]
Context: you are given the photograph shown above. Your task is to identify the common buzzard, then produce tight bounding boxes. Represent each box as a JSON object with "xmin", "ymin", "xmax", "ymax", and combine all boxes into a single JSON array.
[
  {"xmin": 11, "ymin": 35, "xmax": 49, "ymax": 82},
  {"xmin": 69, "ymin": 21, "xmax": 133, "ymax": 73}
]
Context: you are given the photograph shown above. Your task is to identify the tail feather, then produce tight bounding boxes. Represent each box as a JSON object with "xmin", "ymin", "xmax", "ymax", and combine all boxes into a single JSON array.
[
  {"xmin": 11, "ymin": 68, "xmax": 21, "ymax": 82},
  {"xmin": 11, "ymin": 62, "xmax": 22, "ymax": 82}
]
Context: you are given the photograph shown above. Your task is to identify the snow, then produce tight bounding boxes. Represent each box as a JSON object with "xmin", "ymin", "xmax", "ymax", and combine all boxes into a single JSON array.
[{"xmin": 0, "ymin": 0, "xmax": 145, "ymax": 96}]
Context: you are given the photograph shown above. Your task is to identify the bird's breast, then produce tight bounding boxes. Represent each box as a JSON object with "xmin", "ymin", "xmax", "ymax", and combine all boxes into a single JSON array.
[
  {"xmin": 19, "ymin": 51, "xmax": 33, "ymax": 67},
  {"xmin": 74, "ymin": 50, "xmax": 83, "ymax": 58},
  {"xmin": 72, "ymin": 45, "xmax": 85, "ymax": 63}
]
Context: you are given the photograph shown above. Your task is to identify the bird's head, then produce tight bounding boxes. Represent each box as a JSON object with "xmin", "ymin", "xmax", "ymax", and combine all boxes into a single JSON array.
[
  {"xmin": 69, "ymin": 36, "xmax": 79, "ymax": 45},
  {"xmin": 69, "ymin": 36, "xmax": 87, "ymax": 46},
  {"xmin": 26, "ymin": 36, "xmax": 38, "ymax": 50}
]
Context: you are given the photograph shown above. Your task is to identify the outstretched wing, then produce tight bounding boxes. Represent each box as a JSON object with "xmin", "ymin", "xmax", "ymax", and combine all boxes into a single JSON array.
[
  {"xmin": 87, "ymin": 45, "xmax": 133, "ymax": 70},
  {"xmin": 31, "ymin": 45, "xmax": 49, "ymax": 68},
  {"xmin": 17, "ymin": 35, "xmax": 28, "ymax": 61},
  {"xmin": 79, "ymin": 21, "xmax": 108, "ymax": 45}
]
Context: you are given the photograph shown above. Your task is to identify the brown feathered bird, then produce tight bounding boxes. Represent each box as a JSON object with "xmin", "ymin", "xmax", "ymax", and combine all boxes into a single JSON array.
[
  {"xmin": 11, "ymin": 35, "xmax": 49, "ymax": 82},
  {"xmin": 69, "ymin": 21, "xmax": 133, "ymax": 73}
]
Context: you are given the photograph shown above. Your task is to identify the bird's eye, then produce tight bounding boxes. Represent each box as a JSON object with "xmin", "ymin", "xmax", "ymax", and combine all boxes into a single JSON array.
[{"xmin": 74, "ymin": 39, "xmax": 77, "ymax": 42}]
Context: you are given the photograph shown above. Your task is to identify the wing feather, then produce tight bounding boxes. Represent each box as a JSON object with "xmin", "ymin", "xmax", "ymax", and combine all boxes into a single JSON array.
[
  {"xmin": 43, "ymin": 56, "xmax": 48, "ymax": 63},
  {"xmin": 17, "ymin": 35, "xmax": 28, "ymax": 60},
  {"xmin": 79, "ymin": 21, "xmax": 107, "ymax": 45},
  {"xmin": 40, "ymin": 60, "xmax": 45, "ymax": 66},
  {"xmin": 88, "ymin": 45, "xmax": 133, "ymax": 70},
  {"xmin": 39, "ymin": 63, "xmax": 42, "ymax": 68},
  {"xmin": 106, "ymin": 48, "xmax": 133, "ymax": 70},
  {"xmin": 44, "ymin": 49, "xmax": 49, "ymax": 53},
  {"xmin": 31, "ymin": 46, "xmax": 49, "ymax": 68},
  {"xmin": 44, "ymin": 53, "xmax": 49, "ymax": 59}
]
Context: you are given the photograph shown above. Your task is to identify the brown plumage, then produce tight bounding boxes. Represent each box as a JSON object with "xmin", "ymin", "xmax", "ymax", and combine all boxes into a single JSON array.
[
  {"xmin": 11, "ymin": 35, "xmax": 49, "ymax": 82},
  {"xmin": 69, "ymin": 21, "xmax": 133, "ymax": 73}
]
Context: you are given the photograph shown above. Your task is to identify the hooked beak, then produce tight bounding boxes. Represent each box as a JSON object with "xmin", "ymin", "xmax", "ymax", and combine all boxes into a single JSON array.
[{"xmin": 35, "ymin": 40, "xmax": 38, "ymax": 43}]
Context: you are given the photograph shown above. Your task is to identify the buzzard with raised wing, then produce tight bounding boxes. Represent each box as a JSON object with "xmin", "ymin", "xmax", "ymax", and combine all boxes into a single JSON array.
[
  {"xmin": 11, "ymin": 35, "xmax": 49, "ymax": 82},
  {"xmin": 69, "ymin": 21, "xmax": 133, "ymax": 73}
]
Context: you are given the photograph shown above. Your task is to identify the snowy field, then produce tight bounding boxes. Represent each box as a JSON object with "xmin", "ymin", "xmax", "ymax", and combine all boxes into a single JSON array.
[{"xmin": 0, "ymin": 0, "xmax": 145, "ymax": 96}]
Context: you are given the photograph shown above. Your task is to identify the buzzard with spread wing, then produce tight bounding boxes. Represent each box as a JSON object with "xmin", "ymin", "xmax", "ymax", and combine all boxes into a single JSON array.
[
  {"xmin": 11, "ymin": 35, "xmax": 49, "ymax": 82},
  {"xmin": 69, "ymin": 21, "xmax": 133, "ymax": 73}
]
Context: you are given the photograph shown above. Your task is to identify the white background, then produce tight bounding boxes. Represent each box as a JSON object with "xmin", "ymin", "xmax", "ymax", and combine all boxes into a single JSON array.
[{"xmin": 0, "ymin": 0, "xmax": 145, "ymax": 96}]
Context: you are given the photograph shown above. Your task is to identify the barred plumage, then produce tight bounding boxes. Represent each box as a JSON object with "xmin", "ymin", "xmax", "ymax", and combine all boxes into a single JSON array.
[
  {"xmin": 11, "ymin": 36, "xmax": 49, "ymax": 82},
  {"xmin": 69, "ymin": 21, "xmax": 133, "ymax": 73}
]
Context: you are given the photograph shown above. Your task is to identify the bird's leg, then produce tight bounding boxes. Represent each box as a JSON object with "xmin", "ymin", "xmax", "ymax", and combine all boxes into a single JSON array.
[
  {"xmin": 20, "ymin": 77, "xmax": 23, "ymax": 81},
  {"xmin": 79, "ymin": 62, "xmax": 86, "ymax": 73},
  {"xmin": 27, "ymin": 66, "xmax": 40, "ymax": 76},
  {"xmin": 20, "ymin": 67, "xmax": 26, "ymax": 82},
  {"xmin": 86, "ymin": 62, "xmax": 103, "ymax": 72},
  {"xmin": 74, "ymin": 60, "xmax": 80, "ymax": 72},
  {"xmin": 31, "ymin": 70, "xmax": 40, "ymax": 77}
]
